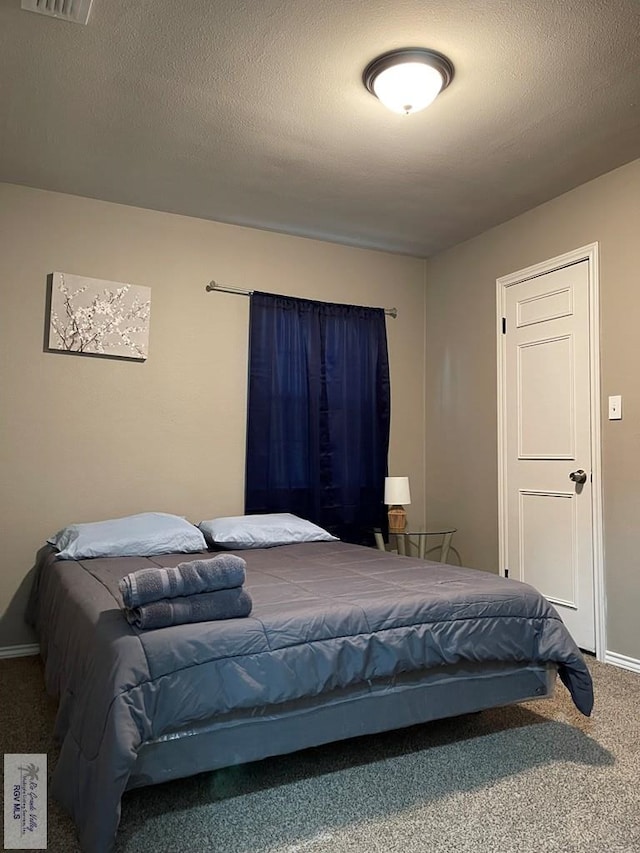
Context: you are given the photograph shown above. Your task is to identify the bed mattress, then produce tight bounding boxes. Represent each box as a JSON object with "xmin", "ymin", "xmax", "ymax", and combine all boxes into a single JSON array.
[{"xmin": 28, "ymin": 539, "xmax": 593, "ymax": 852}]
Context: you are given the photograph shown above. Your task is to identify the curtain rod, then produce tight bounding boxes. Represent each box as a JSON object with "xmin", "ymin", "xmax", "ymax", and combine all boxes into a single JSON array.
[{"xmin": 205, "ymin": 281, "xmax": 398, "ymax": 318}]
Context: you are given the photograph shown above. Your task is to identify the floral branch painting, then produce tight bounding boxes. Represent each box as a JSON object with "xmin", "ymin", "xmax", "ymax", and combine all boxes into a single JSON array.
[{"xmin": 48, "ymin": 272, "xmax": 151, "ymax": 359}]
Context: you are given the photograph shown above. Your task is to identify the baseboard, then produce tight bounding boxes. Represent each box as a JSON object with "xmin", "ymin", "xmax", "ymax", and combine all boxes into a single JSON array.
[
  {"xmin": 0, "ymin": 643, "xmax": 39, "ymax": 660},
  {"xmin": 605, "ymin": 650, "xmax": 640, "ymax": 674}
]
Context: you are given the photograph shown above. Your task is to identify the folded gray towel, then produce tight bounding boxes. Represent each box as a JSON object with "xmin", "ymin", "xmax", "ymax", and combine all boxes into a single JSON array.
[
  {"xmin": 125, "ymin": 587, "xmax": 253, "ymax": 631},
  {"xmin": 118, "ymin": 554, "xmax": 246, "ymax": 609}
]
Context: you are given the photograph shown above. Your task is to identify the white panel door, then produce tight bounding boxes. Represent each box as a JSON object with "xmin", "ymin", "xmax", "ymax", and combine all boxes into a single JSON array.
[{"xmin": 504, "ymin": 260, "xmax": 594, "ymax": 650}]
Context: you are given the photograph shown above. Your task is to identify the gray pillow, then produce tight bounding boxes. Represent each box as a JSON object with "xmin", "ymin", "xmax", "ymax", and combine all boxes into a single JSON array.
[
  {"xmin": 198, "ymin": 513, "xmax": 338, "ymax": 549},
  {"xmin": 48, "ymin": 512, "xmax": 207, "ymax": 560}
]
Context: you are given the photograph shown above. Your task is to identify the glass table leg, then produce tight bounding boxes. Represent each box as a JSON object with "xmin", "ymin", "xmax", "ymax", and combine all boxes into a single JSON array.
[{"xmin": 440, "ymin": 531, "xmax": 453, "ymax": 563}]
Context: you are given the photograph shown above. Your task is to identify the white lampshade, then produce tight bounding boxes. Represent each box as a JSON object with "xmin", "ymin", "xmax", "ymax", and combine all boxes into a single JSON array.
[
  {"xmin": 372, "ymin": 62, "xmax": 444, "ymax": 115},
  {"xmin": 384, "ymin": 476, "xmax": 411, "ymax": 505},
  {"xmin": 363, "ymin": 48, "xmax": 454, "ymax": 116}
]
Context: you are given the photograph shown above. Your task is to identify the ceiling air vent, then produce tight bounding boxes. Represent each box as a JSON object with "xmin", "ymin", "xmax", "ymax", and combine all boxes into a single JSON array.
[{"xmin": 21, "ymin": 0, "xmax": 94, "ymax": 25}]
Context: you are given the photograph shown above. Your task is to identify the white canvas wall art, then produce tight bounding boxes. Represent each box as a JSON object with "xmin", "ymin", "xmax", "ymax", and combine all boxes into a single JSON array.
[{"xmin": 48, "ymin": 272, "xmax": 151, "ymax": 359}]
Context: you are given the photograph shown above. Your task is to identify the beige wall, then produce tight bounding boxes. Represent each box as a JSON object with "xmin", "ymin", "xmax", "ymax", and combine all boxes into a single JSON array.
[
  {"xmin": 0, "ymin": 183, "xmax": 426, "ymax": 648},
  {"xmin": 425, "ymin": 157, "xmax": 640, "ymax": 660}
]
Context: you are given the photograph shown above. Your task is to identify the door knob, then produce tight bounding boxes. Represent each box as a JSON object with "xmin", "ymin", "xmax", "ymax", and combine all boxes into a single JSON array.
[{"xmin": 569, "ymin": 469, "xmax": 587, "ymax": 484}]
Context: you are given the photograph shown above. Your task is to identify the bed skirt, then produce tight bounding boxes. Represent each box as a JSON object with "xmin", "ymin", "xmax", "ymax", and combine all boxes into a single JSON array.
[{"xmin": 128, "ymin": 660, "xmax": 556, "ymax": 790}]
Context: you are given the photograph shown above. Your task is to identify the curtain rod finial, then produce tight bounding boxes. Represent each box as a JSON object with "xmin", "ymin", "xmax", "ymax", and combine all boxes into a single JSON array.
[{"xmin": 206, "ymin": 281, "xmax": 217, "ymax": 292}]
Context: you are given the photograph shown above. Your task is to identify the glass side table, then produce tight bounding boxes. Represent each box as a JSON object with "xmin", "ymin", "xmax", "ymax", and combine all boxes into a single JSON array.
[{"xmin": 373, "ymin": 527, "xmax": 457, "ymax": 563}]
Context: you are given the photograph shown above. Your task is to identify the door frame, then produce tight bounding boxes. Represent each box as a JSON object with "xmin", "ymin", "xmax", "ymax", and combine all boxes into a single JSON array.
[{"xmin": 496, "ymin": 243, "xmax": 605, "ymax": 660}]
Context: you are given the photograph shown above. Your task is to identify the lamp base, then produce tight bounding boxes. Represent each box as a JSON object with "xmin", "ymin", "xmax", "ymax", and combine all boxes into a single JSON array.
[{"xmin": 388, "ymin": 505, "xmax": 407, "ymax": 534}]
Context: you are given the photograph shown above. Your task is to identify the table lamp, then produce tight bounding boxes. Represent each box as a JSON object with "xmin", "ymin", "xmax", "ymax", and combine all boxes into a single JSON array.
[{"xmin": 384, "ymin": 476, "xmax": 411, "ymax": 533}]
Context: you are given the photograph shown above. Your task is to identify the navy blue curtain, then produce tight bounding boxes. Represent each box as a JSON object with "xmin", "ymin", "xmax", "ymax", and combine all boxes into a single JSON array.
[{"xmin": 245, "ymin": 291, "xmax": 390, "ymax": 544}]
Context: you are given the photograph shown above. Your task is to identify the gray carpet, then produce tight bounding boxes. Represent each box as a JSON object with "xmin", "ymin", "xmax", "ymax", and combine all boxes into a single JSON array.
[{"xmin": 1, "ymin": 656, "xmax": 639, "ymax": 852}]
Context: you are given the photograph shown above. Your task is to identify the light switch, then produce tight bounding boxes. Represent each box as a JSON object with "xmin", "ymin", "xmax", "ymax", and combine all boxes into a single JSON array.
[{"xmin": 608, "ymin": 395, "xmax": 622, "ymax": 420}]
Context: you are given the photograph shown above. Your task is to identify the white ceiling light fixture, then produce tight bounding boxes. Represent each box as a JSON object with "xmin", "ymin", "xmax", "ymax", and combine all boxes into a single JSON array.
[{"xmin": 363, "ymin": 48, "xmax": 454, "ymax": 115}]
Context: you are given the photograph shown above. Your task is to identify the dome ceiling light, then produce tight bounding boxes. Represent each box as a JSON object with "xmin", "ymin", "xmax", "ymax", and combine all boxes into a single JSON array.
[{"xmin": 363, "ymin": 48, "xmax": 454, "ymax": 115}]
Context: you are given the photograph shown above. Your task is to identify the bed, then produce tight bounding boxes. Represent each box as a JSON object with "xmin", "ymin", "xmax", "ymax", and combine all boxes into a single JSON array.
[{"xmin": 27, "ymin": 536, "xmax": 593, "ymax": 853}]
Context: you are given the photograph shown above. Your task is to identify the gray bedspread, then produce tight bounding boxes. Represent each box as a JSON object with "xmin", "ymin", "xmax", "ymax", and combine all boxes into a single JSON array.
[{"xmin": 27, "ymin": 540, "xmax": 593, "ymax": 853}]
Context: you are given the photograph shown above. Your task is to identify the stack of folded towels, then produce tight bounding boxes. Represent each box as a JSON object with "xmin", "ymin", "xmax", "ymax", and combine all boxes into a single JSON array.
[{"xmin": 118, "ymin": 554, "xmax": 252, "ymax": 631}]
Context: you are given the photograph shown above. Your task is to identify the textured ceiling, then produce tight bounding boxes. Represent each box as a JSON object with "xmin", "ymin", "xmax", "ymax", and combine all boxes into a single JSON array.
[{"xmin": 1, "ymin": 0, "xmax": 639, "ymax": 257}]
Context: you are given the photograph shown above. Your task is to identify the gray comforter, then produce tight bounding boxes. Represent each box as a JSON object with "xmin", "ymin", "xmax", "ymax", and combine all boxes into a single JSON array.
[{"xmin": 27, "ymin": 540, "xmax": 593, "ymax": 853}]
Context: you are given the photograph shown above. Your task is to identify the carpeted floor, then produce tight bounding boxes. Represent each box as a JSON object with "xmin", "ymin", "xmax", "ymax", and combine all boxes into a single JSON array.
[{"xmin": 1, "ymin": 655, "xmax": 639, "ymax": 852}]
